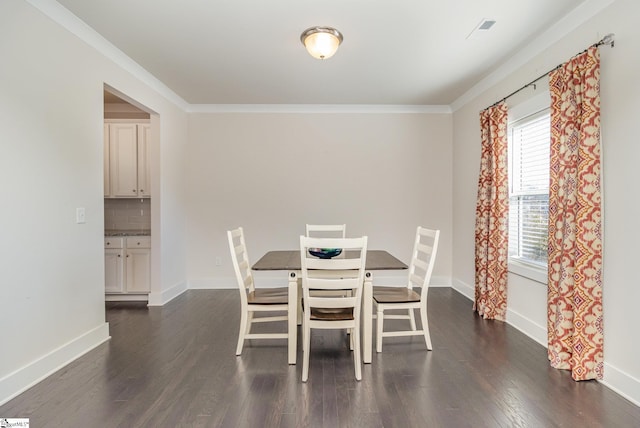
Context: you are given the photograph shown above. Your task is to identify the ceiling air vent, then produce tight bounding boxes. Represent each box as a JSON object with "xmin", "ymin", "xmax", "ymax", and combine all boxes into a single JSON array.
[
  {"xmin": 466, "ymin": 18, "xmax": 496, "ymax": 39},
  {"xmin": 478, "ymin": 19, "xmax": 496, "ymax": 30}
]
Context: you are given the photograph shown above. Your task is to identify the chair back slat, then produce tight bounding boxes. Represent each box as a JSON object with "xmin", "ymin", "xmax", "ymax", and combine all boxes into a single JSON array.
[
  {"xmin": 306, "ymin": 224, "xmax": 347, "ymax": 238},
  {"xmin": 307, "ymin": 295, "xmax": 359, "ymax": 308},
  {"xmin": 306, "ymin": 277, "xmax": 362, "ymax": 290},
  {"xmin": 304, "ymin": 257, "xmax": 362, "ymax": 271},
  {"xmin": 412, "ymin": 257, "xmax": 428, "ymax": 272}
]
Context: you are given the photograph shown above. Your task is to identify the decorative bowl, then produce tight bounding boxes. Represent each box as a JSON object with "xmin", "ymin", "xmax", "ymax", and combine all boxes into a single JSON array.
[{"xmin": 309, "ymin": 248, "xmax": 342, "ymax": 259}]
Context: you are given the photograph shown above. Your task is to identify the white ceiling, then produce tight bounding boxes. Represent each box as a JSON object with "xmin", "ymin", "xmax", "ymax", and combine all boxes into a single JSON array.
[{"xmin": 57, "ymin": 0, "xmax": 589, "ymax": 106}]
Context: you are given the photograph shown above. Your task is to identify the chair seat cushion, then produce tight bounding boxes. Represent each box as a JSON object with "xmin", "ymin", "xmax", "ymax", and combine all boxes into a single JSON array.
[
  {"xmin": 310, "ymin": 307, "xmax": 354, "ymax": 321},
  {"xmin": 373, "ymin": 286, "xmax": 421, "ymax": 303},
  {"xmin": 248, "ymin": 287, "xmax": 289, "ymax": 305}
]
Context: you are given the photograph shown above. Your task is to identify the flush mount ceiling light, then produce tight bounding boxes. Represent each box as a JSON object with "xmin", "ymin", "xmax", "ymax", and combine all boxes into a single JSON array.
[{"xmin": 300, "ymin": 26, "xmax": 343, "ymax": 59}]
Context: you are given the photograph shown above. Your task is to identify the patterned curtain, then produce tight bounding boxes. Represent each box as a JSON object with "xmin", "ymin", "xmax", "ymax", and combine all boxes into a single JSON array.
[
  {"xmin": 547, "ymin": 46, "xmax": 603, "ymax": 381},
  {"xmin": 474, "ymin": 102, "xmax": 509, "ymax": 321}
]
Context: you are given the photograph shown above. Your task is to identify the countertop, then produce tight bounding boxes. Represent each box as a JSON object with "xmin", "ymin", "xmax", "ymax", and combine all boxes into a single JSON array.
[{"xmin": 105, "ymin": 229, "xmax": 151, "ymax": 237}]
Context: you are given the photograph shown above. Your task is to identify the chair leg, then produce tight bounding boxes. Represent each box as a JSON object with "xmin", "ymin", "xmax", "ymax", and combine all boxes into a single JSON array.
[
  {"xmin": 246, "ymin": 311, "xmax": 254, "ymax": 332},
  {"xmin": 236, "ymin": 310, "xmax": 248, "ymax": 355},
  {"xmin": 376, "ymin": 306, "xmax": 384, "ymax": 353},
  {"xmin": 296, "ymin": 279, "xmax": 303, "ymax": 325},
  {"xmin": 302, "ymin": 320, "xmax": 311, "ymax": 382},
  {"xmin": 408, "ymin": 308, "xmax": 417, "ymax": 331},
  {"xmin": 420, "ymin": 306, "xmax": 432, "ymax": 350},
  {"xmin": 353, "ymin": 324, "xmax": 362, "ymax": 381}
]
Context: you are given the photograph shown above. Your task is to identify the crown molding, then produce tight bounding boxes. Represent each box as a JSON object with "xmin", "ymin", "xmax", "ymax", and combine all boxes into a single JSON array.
[
  {"xmin": 187, "ymin": 104, "xmax": 452, "ymax": 114},
  {"xmin": 26, "ymin": 0, "xmax": 190, "ymax": 111},
  {"xmin": 450, "ymin": 0, "xmax": 616, "ymax": 112}
]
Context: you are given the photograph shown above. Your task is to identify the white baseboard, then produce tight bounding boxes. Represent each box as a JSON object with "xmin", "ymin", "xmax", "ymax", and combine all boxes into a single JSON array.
[
  {"xmin": 453, "ymin": 278, "xmax": 547, "ymax": 346},
  {"xmin": 429, "ymin": 275, "xmax": 452, "ymax": 288},
  {"xmin": 0, "ymin": 322, "xmax": 110, "ymax": 406},
  {"xmin": 147, "ymin": 280, "xmax": 188, "ymax": 306},
  {"xmin": 189, "ymin": 277, "xmax": 235, "ymax": 289},
  {"xmin": 601, "ymin": 363, "xmax": 640, "ymax": 407},
  {"xmin": 451, "ymin": 277, "xmax": 640, "ymax": 408},
  {"xmin": 105, "ymin": 293, "xmax": 148, "ymax": 302},
  {"xmin": 190, "ymin": 276, "xmax": 286, "ymax": 289},
  {"xmin": 452, "ymin": 278, "xmax": 474, "ymax": 300},
  {"xmin": 506, "ymin": 308, "xmax": 547, "ymax": 347}
]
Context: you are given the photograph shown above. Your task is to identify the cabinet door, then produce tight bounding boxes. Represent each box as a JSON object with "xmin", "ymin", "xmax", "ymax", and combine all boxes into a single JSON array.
[
  {"xmin": 137, "ymin": 124, "xmax": 151, "ymax": 198},
  {"xmin": 126, "ymin": 248, "xmax": 150, "ymax": 293},
  {"xmin": 105, "ymin": 248, "xmax": 125, "ymax": 293},
  {"xmin": 109, "ymin": 123, "xmax": 138, "ymax": 197},
  {"xmin": 104, "ymin": 124, "xmax": 110, "ymax": 196}
]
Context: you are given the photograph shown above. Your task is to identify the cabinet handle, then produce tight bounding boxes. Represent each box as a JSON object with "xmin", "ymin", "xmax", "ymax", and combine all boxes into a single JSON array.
[
  {"xmin": 117, "ymin": 254, "xmax": 121, "ymax": 257},
  {"xmin": 106, "ymin": 242, "xmax": 110, "ymax": 245},
  {"xmin": 133, "ymin": 189, "xmax": 136, "ymax": 193}
]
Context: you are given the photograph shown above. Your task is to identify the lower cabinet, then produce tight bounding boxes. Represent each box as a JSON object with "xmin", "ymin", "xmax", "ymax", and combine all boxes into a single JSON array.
[
  {"xmin": 105, "ymin": 240, "xmax": 125, "ymax": 293},
  {"xmin": 105, "ymin": 236, "xmax": 151, "ymax": 298}
]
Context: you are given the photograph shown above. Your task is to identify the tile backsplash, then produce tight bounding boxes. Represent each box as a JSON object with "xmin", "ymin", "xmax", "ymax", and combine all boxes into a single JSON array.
[{"xmin": 104, "ymin": 198, "xmax": 151, "ymax": 231}]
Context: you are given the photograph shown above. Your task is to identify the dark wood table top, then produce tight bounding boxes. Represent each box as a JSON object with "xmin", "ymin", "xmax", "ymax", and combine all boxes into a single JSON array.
[{"xmin": 252, "ymin": 250, "xmax": 408, "ymax": 271}]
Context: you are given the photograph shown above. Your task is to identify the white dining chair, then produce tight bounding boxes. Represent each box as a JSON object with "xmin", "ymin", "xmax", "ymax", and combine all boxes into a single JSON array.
[
  {"xmin": 299, "ymin": 235, "xmax": 368, "ymax": 382},
  {"xmin": 373, "ymin": 226, "xmax": 440, "ymax": 352},
  {"xmin": 227, "ymin": 227, "xmax": 289, "ymax": 356},
  {"xmin": 305, "ymin": 224, "xmax": 347, "ymax": 238}
]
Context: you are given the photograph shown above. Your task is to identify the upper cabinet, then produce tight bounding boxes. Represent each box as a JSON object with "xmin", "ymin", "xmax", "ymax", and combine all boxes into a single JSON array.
[{"xmin": 104, "ymin": 122, "xmax": 151, "ymax": 198}]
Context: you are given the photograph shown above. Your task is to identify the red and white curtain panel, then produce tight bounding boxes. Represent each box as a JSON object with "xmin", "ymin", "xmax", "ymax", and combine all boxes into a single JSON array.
[
  {"xmin": 474, "ymin": 102, "xmax": 509, "ymax": 321},
  {"xmin": 547, "ymin": 46, "xmax": 603, "ymax": 381}
]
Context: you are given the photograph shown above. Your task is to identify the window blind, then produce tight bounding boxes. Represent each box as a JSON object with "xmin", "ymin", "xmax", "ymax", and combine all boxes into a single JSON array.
[{"xmin": 508, "ymin": 110, "xmax": 550, "ymax": 267}]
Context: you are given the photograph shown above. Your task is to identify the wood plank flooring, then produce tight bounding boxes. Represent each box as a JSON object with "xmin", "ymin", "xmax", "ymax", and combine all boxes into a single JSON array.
[{"xmin": 1, "ymin": 288, "xmax": 639, "ymax": 427}]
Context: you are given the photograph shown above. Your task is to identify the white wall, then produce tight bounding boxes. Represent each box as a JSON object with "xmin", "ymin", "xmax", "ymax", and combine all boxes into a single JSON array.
[
  {"xmin": 452, "ymin": 0, "xmax": 640, "ymax": 405},
  {"xmin": 0, "ymin": 0, "xmax": 188, "ymax": 404},
  {"xmin": 186, "ymin": 112, "xmax": 453, "ymax": 288}
]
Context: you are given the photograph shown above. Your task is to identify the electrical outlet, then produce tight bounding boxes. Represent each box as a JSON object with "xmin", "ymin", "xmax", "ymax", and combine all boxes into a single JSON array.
[
  {"xmin": 215, "ymin": 257, "xmax": 222, "ymax": 266},
  {"xmin": 76, "ymin": 207, "xmax": 86, "ymax": 224}
]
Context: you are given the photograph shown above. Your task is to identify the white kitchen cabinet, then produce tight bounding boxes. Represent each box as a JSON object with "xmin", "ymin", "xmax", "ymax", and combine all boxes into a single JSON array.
[
  {"xmin": 104, "ymin": 238, "xmax": 124, "ymax": 293},
  {"xmin": 104, "ymin": 123, "xmax": 151, "ymax": 198},
  {"xmin": 104, "ymin": 236, "xmax": 151, "ymax": 297},
  {"xmin": 125, "ymin": 237, "xmax": 151, "ymax": 293}
]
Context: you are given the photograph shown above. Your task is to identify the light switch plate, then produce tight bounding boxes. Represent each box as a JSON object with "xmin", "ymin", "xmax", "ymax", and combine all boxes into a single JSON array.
[{"xmin": 76, "ymin": 207, "xmax": 86, "ymax": 224}]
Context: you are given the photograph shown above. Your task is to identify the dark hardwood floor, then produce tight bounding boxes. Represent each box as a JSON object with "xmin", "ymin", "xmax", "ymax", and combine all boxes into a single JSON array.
[{"xmin": 2, "ymin": 288, "xmax": 639, "ymax": 427}]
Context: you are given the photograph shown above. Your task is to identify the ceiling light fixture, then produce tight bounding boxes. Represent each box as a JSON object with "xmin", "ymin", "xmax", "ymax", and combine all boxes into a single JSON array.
[{"xmin": 300, "ymin": 26, "xmax": 343, "ymax": 60}]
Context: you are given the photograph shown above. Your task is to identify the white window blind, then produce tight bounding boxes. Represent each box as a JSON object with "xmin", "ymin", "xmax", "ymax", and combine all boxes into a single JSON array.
[{"xmin": 508, "ymin": 109, "xmax": 550, "ymax": 269}]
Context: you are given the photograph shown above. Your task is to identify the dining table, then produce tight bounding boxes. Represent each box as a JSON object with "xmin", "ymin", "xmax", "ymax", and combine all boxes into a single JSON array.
[{"xmin": 252, "ymin": 249, "xmax": 408, "ymax": 364}]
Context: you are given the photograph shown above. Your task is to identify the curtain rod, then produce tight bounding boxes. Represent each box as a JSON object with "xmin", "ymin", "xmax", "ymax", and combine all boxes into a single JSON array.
[{"xmin": 485, "ymin": 33, "xmax": 615, "ymax": 111}]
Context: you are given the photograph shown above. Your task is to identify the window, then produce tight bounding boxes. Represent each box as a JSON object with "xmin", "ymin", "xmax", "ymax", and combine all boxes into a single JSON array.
[{"xmin": 508, "ymin": 108, "xmax": 550, "ymax": 283}]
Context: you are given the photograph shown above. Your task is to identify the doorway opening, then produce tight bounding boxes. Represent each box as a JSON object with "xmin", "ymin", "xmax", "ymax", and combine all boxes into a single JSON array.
[{"xmin": 103, "ymin": 85, "xmax": 159, "ymax": 306}]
